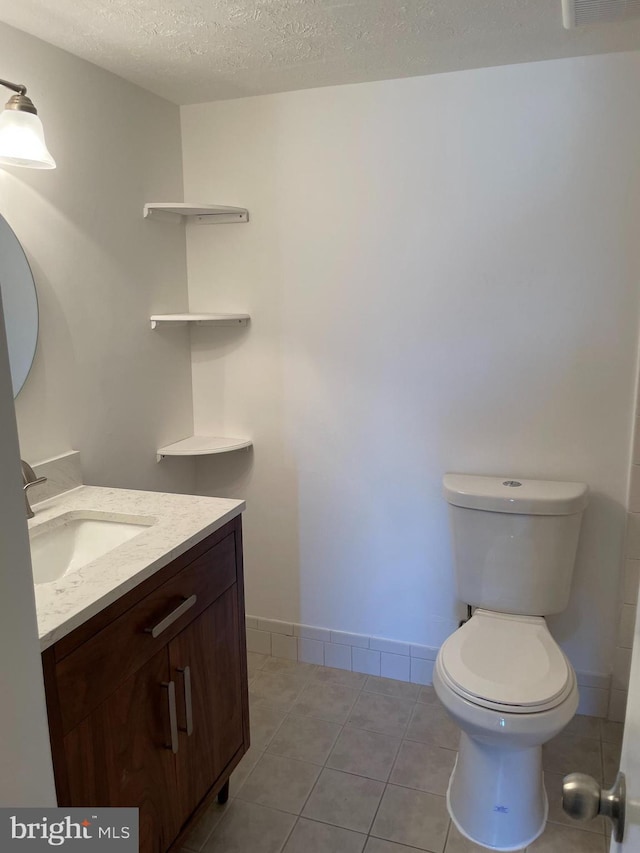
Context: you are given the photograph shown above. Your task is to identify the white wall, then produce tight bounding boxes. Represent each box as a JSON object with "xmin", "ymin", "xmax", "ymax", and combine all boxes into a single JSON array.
[
  {"xmin": 0, "ymin": 295, "xmax": 56, "ymax": 805},
  {"xmin": 0, "ymin": 21, "xmax": 196, "ymax": 494},
  {"xmin": 608, "ymin": 375, "xmax": 640, "ymax": 720},
  {"xmin": 182, "ymin": 51, "xmax": 640, "ymax": 677}
]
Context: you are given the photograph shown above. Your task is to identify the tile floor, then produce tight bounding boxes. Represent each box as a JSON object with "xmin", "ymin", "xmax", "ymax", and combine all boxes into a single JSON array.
[{"xmin": 175, "ymin": 654, "xmax": 621, "ymax": 853}]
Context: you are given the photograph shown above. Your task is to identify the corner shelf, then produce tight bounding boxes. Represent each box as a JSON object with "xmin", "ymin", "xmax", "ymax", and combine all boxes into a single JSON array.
[
  {"xmin": 144, "ymin": 203, "xmax": 248, "ymax": 224},
  {"xmin": 147, "ymin": 200, "xmax": 252, "ymax": 466},
  {"xmin": 156, "ymin": 435, "xmax": 252, "ymax": 462},
  {"xmin": 150, "ymin": 313, "xmax": 250, "ymax": 330}
]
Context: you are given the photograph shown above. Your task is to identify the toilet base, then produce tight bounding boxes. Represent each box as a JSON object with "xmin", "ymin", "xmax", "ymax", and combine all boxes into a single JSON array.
[{"xmin": 446, "ymin": 732, "xmax": 548, "ymax": 851}]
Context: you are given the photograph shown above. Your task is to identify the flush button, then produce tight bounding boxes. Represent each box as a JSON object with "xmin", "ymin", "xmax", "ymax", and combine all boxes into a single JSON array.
[{"xmin": 503, "ymin": 480, "xmax": 522, "ymax": 487}]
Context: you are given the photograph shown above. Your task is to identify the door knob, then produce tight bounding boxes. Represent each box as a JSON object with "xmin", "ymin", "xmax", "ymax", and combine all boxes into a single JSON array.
[{"xmin": 562, "ymin": 771, "xmax": 625, "ymax": 842}]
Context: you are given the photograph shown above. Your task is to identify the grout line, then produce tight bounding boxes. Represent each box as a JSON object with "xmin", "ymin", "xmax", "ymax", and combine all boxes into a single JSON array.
[
  {"xmin": 264, "ymin": 707, "xmax": 293, "ymax": 752},
  {"xmin": 322, "ymin": 725, "xmax": 344, "ymax": 768},
  {"xmin": 382, "ymin": 779, "xmax": 449, "ymax": 798},
  {"xmin": 277, "ymin": 814, "xmax": 300, "ymax": 853},
  {"xmin": 295, "ymin": 764, "xmax": 328, "ymax": 828},
  {"xmin": 401, "ymin": 735, "xmax": 459, "ymax": 754},
  {"xmin": 365, "ymin": 780, "xmax": 387, "ymax": 840},
  {"xmin": 387, "ymin": 731, "xmax": 406, "ymax": 784},
  {"xmin": 442, "ymin": 816, "xmax": 453, "ymax": 852},
  {"xmin": 384, "ymin": 732, "xmax": 404, "ymax": 784},
  {"xmin": 367, "ymin": 833, "xmax": 440, "ymax": 853}
]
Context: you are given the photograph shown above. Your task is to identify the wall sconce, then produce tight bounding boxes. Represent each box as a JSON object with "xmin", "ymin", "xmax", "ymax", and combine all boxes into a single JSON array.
[{"xmin": 0, "ymin": 78, "xmax": 55, "ymax": 170}]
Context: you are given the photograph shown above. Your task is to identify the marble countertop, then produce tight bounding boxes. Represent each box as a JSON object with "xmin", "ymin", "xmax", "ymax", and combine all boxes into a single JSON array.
[{"xmin": 30, "ymin": 485, "xmax": 245, "ymax": 651}]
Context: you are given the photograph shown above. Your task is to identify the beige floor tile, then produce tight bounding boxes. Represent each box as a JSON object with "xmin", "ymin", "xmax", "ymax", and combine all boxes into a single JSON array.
[
  {"xmin": 563, "ymin": 714, "xmax": 602, "ymax": 740},
  {"xmin": 327, "ymin": 726, "xmax": 401, "ymax": 781},
  {"xmin": 542, "ymin": 732, "xmax": 602, "ymax": 780},
  {"xmin": 444, "ymin": 822, "xmax": 524, "ymax": 852},
  {"xmin": 526, "ymin": 822, "xmax": 607, "ymax": 852},
  {"xmin": 310, "ymin": 666, "xmax": 368, "ymax": 689},
  {"xmin": 365, "ymin": 838, "xmax": 422, "ymax": 853},
  {"xmin": 229, "ymin": 746, "xmax": 263, "ymax": 792},
  {"xmin": 602, "ymin": 740, "xmax": 622, "ymax": 787},
  {"xmin": 250, "ymin": 670, "xmax": 309, "ymax": 710},
  {"xmin": 416, "ymin": 685, "xmax": 440, "ymax": 705},
  {"xmin": 247, "ymin": 652, "xmax": 269, "ymax": 678},
  {"xmin": 544, "ymin": 771, "xmax": 605, "ymax": 834},
  {"xmin": 406, "ymin": 703, "xmax": 460, "ymax": 751},
  {"xmin": 267, "ymin": 714, "xmax": 341, "ymax": 764},
  {"xmin": 347, "ymin": 692, "xmax": 415, "ymax": 738},
  {"xmin": 250, "ymin": 705, "xmax": 288, "ymax": 750},
  {"xmin": 292, "ymin": 682, "xmax": 360, "ymax": 723},
  {"xmin": 234, "ymin": 658, "xmax": 613, "ymax": 853},
  {"xmin": 371, "ymin": 784, "xmax": 449, "ymax": 852},
  {"xmin": 364, "ymin": 676, "xmax": 420, "ymax": 701},
  {"xmin": 236, "ymin": 753, "xmax": 321, "ymax": 814},
  {"xmin": 261, "ymin": 658, "xmax": 317, "ymax": 679},
  {"xmin": 202, "ymin": 800, "xmax": 296, "ymax": 853},
  {"xmin": 282, "ymin": 817, "xmax": 366, "ymax": 853},
  {"xmin": 302, "ymin": 767, "xmax": 384, "ymax": 833},
  {"xmin": 390, "ymin": 739, "xmax": 456, "ymax": 796},
  {"xmin": 180, "ymin": 797, "xmax": 232, "ymax": 851},
  {"xmin": 600, "ymin": 719, "xmax": 623, "ymax": 746}
]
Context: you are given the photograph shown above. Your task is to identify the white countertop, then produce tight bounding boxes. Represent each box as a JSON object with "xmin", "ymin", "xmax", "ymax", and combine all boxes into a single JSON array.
[{"xmin": 30, "ymin": 485, "xmax": 245, "ymax": 651}]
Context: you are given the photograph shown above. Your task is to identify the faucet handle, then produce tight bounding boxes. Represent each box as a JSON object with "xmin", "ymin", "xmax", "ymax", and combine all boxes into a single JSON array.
[
  {"xmin": 20, "ymin": 459, "xmax": 37, "ymax": 485},
  {"xmin": 24, "ymin": 477, "xmax": 48, "ymax": 491},
  {"xmin": 20, "ymin": 459, "xmax": 47, "ymax": 518},
  {"xmin": 21, "ymin": 459, "xmax": 47, "ymax": 488}
]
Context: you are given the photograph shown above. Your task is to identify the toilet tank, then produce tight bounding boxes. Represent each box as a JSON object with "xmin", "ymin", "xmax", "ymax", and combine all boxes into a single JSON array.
[{"xmin": 443, "ymin": 474, "xmax": 589, "ymax": 616}]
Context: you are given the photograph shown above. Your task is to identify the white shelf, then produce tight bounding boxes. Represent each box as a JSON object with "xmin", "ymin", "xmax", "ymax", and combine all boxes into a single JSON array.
[
  {"xmin": 144, "ymin": 203, "xmax": 248, "ymax": 224},
  {"xmin": 150, "ymin": 313, "xmax": 250, "ymax": 329},
  {"xmin": 156, "ymin": 435, "xmax": 252, "ymax": 462}
]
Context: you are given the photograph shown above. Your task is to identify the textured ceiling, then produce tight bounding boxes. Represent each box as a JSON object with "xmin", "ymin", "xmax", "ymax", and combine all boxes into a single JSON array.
[{"xmin": 0, "ymin": 0, "xmax": 639, "ymax": 104}]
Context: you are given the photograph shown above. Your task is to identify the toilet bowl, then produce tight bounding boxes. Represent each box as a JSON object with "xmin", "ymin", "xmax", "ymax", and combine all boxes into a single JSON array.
[
  {"xmin": 433, "ymin": 609, "xmax": 579, "ymax": 851},
  {"xmin": 438, "ymin": 473, "xmax": 588, "ymax": 850}
]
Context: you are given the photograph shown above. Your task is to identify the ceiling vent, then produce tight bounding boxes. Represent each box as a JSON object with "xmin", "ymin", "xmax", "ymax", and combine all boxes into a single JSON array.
[{"xmin": 562, "ymin": 0, "xmax": 640, "ymax": 27}]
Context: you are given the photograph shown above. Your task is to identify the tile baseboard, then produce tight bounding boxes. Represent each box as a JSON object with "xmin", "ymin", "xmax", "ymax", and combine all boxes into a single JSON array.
[
  {"xmin": 246, "ymin": 615, "xmax": 614, "ymax": 718},
  {"xmin": 245, "ymin": 616, "xmax": 439, "ymax": 685}
]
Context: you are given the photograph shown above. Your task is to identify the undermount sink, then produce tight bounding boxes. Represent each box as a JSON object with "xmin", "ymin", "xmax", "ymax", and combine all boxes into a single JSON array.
[{"xmin": 29, "ymin": 511, "xmax": 155, "ymax": 585}]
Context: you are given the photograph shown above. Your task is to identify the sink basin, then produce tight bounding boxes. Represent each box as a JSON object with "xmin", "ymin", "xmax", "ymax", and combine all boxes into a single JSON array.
[{"xmin": 29, "ymin": 511, "xmax": 155, "ymax": 585}]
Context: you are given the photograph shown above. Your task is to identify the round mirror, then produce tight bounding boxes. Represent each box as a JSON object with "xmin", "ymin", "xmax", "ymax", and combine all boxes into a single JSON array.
[{"xmin": 0, "ymin": 214, "xmax": 38, "ymax": 397}]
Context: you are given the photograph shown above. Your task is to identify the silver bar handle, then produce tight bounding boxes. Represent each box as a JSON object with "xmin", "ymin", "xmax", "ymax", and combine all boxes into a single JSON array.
[
  {"xmin": 162, "ymin": 681, "xmax": 179, "ymax": 754},
  {"xmin": 177, "ymin": 666, "xmax": 194, "ymax": 736},
  {"xmin": 145, "ymin": 594, "xmax": 197, "ymax": 638}
]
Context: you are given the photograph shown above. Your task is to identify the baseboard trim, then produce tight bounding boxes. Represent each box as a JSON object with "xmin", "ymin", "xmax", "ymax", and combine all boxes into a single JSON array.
[{"xmin": 246, "ymin": 615, "xmax": 613, "ymax": 718}]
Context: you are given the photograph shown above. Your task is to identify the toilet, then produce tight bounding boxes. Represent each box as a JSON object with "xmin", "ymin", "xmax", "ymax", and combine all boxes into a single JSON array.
[{"xmin": 433, "ymin": 473, "xmax": 589, "ymax": 852}]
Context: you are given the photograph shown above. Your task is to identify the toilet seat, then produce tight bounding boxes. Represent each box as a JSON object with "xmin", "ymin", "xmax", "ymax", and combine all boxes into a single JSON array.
[{"xmin": 439, "ymin": 610, "xmax": 572, "ymax": 714}]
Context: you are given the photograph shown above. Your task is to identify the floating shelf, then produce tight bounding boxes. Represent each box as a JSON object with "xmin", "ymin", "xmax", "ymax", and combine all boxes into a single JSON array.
[
  {"xmin": 156, "ymin": 435, "xmax": 252, "ymax": 462},
  {"xmin": 144, "ymin": 203, "xmax": 249, "ymax": 224},
  {"xmin": 150, "ymin": 313, "xmax": 250, "ymax": 330}
]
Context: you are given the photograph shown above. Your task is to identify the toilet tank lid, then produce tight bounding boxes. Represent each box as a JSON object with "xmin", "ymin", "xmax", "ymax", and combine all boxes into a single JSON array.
[{"xmin": 443, "ymin": 473, "xmax": 589, "ymax": 515}]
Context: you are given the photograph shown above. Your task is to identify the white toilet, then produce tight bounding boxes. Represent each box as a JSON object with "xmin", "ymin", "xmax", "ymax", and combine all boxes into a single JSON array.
[{"xmin": 433, "ymin": 473, "xmax": 589, "ymax": 852}]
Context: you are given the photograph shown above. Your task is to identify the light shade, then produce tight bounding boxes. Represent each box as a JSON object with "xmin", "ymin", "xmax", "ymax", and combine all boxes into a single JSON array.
[{"xmin": 0, "ymin": 108, "xmax": 55, "ymax": 169}]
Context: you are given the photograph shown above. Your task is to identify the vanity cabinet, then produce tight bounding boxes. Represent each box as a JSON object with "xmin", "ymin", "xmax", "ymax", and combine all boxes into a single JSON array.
[{"xmin": 41, "ymin": 515, "xmax": 249, "ymax": 853}]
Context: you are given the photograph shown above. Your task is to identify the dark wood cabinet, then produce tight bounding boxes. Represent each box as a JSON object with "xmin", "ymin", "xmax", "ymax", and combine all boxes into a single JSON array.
[
  {"xmin": 170, "ymin": 586, "xmax": 244, "ymax": 818},
  {"xmin": 42, "ymin": 515, "xmax": 249, "ymax": 853},
  {"xmin": 63, "ymin": 648, "xmax": 181, "ymax": 852}
]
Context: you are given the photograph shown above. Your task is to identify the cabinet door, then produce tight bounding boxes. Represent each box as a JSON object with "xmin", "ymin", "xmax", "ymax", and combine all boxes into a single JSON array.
[
  {"xmin": 63, "ymin": 647, "xmax": 181, "ymax": 853},
  {"xmin": 170, "ymin": 584, "xmax": 244, "ymax": 818}
]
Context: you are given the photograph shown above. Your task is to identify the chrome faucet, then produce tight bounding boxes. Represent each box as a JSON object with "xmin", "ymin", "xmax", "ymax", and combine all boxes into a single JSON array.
[{"xmin": 21, "ymin": 460, "xmax": 47, "ymax": 519}]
